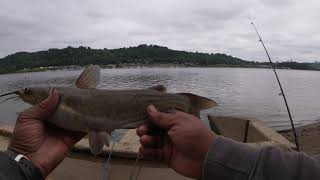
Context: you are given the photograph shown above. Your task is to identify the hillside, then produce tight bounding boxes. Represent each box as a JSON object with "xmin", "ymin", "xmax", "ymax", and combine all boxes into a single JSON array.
[
  {"xmin": 0, "ymin": 44, "xmax": 253, "ymax": 73},
  {"xmin": 0, "ymin": 44, "xmax": 319, "ymax": 74}
]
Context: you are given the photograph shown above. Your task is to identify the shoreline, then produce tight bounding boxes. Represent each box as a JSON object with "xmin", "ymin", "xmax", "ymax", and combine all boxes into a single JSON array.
[
  {"xmin": 279, "ymin": 122, "xmax": 320, "ymax": 155},
  {"xmin": 1, "ymin": 63, "xmax": 316, "ymax": 75}
]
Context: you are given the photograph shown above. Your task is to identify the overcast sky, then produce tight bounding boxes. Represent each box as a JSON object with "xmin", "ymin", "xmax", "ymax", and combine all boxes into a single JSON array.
[{"xmin": 0, "ymin": 0, "xmax": 319, "ymax": 62}]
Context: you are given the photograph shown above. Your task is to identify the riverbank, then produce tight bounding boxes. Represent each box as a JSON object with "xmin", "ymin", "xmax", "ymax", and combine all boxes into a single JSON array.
[
  {"xmin": 279, "ymin": 122, "xmax": 320, "ymax": 155},
  {"xmin": 3, "ymin": 63, "xmax": 314, "ymax": 75},
  {"xmin": 2, "ymin": 45, "xmax": 320, "ymax": 75},
  {"xmin": 0, "ymin": 63, "xmax": 275, "ymax": 75}
]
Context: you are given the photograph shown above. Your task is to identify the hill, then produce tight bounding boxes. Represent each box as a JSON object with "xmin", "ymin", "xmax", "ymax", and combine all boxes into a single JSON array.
[
  {"xmin": 0, "ymin": 44, "xmax": 254, "ymax": 73},
  {"xmin": 0, "ymin": 44, "xmax": 319, "ymax": 73}
]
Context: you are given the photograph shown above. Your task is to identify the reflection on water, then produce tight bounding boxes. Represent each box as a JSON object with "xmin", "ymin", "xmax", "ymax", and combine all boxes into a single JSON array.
[{"xmin": 0, "ymin": 67, "xmax": 320, "ymax": 130}]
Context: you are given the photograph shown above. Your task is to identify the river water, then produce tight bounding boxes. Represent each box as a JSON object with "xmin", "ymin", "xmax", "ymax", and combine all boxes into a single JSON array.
[{"xmin": 0, "ymin": 67, "xmax": 319, "ymax": 131}]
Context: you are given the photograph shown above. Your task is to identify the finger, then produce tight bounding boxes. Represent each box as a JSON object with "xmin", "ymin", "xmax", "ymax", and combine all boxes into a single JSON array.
[
  {"xmin": 145, "ymin": 123, "xmax": 165, "ymax": 136},
  {"xmin": 137, "ymin": 123, "xmax": 164, "ymax": 136},
  {"xmin": 140, "ymin": 135, "xmax": 163, "ymax": 148},
  {"xmin": 19, "ymin": 89, "xmax": 59, "ymax": 120},
  {"xmin": 147, "ymin": 105, "xmax": 176, "ymax": 130},
  {"xmin": 139, "ymin": 147, "xmax": 163, "ymax": 161},
  {"xmin": 136, "ymin": 125, "xmax": 149, "ymax": 137}
]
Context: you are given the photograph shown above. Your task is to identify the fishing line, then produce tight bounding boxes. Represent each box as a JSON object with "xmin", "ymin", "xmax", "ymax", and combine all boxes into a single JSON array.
[
  {"xmin": 251, "ymin": 22, "xmax": 300, "ymax": 151},
  {"xmin": 101, "ymin": 142, "xmax": 115, "ymax": 180},
  {"xmin": 129, "ymin": 151, "xmax": 141, "ymax": 180},
  {"xmin": 134, "ymin": 164, "xmax": 143, "ymax": 180}
]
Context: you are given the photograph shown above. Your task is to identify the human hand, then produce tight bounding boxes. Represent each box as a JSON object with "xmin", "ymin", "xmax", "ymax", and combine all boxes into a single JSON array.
[
  {"xmin": 8, "ymin": 89, "xmax": 86, "ymax": 178},
  {"xmin": 137, "ymin": 105, "xmax": 215, "ymax": 179}
]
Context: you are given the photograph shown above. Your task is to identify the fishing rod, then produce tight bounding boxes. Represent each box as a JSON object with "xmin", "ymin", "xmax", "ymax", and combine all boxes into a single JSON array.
[{"xmin": 251, "ymin": 22, "xmax": 300, "ymax": 151}]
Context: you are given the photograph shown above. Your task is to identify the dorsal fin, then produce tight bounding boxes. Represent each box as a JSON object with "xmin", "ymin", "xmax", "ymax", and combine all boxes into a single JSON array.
[
  {"xmin": 148, "ymin": 85, "xmax": 166, "ymax": 92},
  {"xmin": 74, "ymin": 65, "xmax": 100, "ymax": 89}
]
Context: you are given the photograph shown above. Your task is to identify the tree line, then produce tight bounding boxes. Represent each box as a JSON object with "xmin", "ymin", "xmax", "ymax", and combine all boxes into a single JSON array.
[{"xmin": 0, "ymin": 44, "xmax": 319, "ymax": 74}]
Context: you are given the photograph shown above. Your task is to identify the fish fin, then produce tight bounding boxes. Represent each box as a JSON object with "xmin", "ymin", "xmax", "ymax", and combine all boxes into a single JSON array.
[
  {"xmin": 74, "ymin": 65, "xmax": 100, "ymax": 89},
  {"xmin": 178, "ymin": 93, "xmax": 217, "ymax": 110},
  {"xmin": 148, "ymin": 85, "xmax": 166, "ymax": 92},
  {"xmin": 88, "ymin": 130, "xmax": 106, "ymax": 155},
  {"xmin": 100, "ymin": 131, "xmax": 111, "ymax": 146}
]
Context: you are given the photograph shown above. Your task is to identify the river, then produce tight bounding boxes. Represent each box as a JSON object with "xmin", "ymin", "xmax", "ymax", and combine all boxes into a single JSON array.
[{"xmin": 0, "ymin": 67, "xmax": 319, "ymax": 131}]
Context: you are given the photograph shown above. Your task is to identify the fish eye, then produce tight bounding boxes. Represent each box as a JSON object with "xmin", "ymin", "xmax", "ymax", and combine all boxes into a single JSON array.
[{"xmin": 24, "ymin": 88, "xmax": 31, "ymax": 95}]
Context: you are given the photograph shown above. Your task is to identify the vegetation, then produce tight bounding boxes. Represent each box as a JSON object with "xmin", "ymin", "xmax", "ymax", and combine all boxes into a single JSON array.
[
  {"xmin": 0, "ymin": 44, "xmax": 319, "ymax": 74},
  {"xmin": 276, "ymin": 61, "xmax": 320, "ymax": 71}
]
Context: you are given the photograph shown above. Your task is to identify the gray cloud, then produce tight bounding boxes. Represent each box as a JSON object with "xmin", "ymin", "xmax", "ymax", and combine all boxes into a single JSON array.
[
  {"xmin": 261, "ymin": 0, "xmax": 294, "ymax": 7},
  {"xmin": 0, "ymin": 0, "xmax": 319, "ymax": 62}
]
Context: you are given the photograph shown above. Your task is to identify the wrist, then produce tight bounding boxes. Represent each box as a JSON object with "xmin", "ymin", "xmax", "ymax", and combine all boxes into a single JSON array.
[
  {"xmin": 194, "ymin": 131, "xmax": 215, "ymax": 179},
  {"xmin": 7, "ymin": 146, "xmax": 46, "ymax": 177},
  {"xmin": 5, "ymin": 150, "xmax": 44, "ymax": 180},
  {"xmin": 26, "ymin": 154, "xmax": 47, "ymax": 178},
  {"xmin": 25, "ymin": 144, "xmax": 71, "ymax": 178},
  {"xmin": 7, "ymin": 147, "xmax": 47, "ymax": 177},
  {"xmin": 200, "ymin": 131, "xmax": 215, "ymax": 160}
]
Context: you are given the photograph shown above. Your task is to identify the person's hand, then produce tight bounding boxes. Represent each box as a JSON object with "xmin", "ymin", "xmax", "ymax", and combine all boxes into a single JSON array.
[
  {"xmin": 8, "ymin": 89, "xmax": 86, "ymax": 178},
  {"xmin": 137, "ymin": 105, "xmax": 215, "ymax": 179}
]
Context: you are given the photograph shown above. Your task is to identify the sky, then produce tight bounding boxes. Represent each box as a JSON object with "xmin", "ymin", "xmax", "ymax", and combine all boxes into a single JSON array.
[{"xmin": 0, "ymin": 0, "xmax": 319, "ymax": 62}]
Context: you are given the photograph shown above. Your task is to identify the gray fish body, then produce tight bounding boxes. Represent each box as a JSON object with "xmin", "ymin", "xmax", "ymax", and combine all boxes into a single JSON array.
[
  {"xmin": 13, "ymin": 65, "xmax": 217, "ymax": 154},
  {"xmin": 50, "ymin": 86, "xmax": 191, "ymax": 133}
]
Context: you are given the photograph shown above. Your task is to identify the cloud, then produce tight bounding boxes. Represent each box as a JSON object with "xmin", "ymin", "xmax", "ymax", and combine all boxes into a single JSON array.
[
  {"xmin": 0, "ymin": 0, "xmax": 319, "ymax": 62},
  {"xmin": 260, "ymin": 0, "xmax": 294, "ymax": 7}
]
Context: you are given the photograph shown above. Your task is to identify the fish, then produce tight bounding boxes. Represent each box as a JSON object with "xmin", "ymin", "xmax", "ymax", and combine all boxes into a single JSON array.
[{"xmin": 1, "ymin": 65, "xmax": 217, "ymax": 154}]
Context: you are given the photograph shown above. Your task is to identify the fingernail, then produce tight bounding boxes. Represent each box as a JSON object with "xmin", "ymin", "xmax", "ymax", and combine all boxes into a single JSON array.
[
  {"xmin": 148, "ymin": 104, "xmax": 158, "ymax": 113},
  {"xmin": 49, "ymin": 89, "xmax": 53, "ymax": 95}
]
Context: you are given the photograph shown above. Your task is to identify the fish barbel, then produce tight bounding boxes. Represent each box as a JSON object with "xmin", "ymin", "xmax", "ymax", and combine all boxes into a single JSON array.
[{"xmin": 2, "ymin": 65, "xmax": 217, "ymax": 154}]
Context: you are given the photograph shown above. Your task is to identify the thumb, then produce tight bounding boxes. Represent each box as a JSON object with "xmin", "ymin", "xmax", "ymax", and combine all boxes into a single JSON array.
[
  {"xmin": 19, "ymin": 89, "xmax": 60, "ymax": 121},
  {"xmin": 147, "ymin": 105, "xmax": 176, "ymax": 130}
]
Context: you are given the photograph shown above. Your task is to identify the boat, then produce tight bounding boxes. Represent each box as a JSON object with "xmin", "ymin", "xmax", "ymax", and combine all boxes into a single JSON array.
[
  {"xmin": 0, "ymin": 115, "xmax": 296, "ymax": 180},
  {"xmin": 208, "ymin": 115, "xmax": 295, "ymax": 150}
]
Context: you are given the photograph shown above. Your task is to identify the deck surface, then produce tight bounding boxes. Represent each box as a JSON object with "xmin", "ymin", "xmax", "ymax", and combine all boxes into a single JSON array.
[{"xmin": 0, "ymin": 125, "xmax": 190, "ymax": 180}]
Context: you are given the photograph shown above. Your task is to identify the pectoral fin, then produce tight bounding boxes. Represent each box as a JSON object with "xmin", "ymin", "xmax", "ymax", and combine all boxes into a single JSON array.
[
  {"xmin": 88, "ymin": 130, "xmax": 111, "ymax": 155},
  {"xmin": 100, "ymin": 131, "xmax": 111, "ymax": 146},
  {"xmin": 74, "ymin": 65, "xmax": 100, "ymax": 89}
]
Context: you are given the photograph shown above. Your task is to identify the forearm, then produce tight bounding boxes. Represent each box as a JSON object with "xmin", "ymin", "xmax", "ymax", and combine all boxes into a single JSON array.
[{"xmin": 203, "ymin": 136, "xmax": 320, "ymax": 180}]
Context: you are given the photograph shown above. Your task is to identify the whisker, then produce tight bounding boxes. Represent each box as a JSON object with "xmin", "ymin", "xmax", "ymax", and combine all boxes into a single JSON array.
[
  {"xmin": 0, "ymin": 92, "xmax": 17, "ymax": 98},
  {"xmin": 0, "ymin": 96, "xmax": 17, "ymax": 103}
]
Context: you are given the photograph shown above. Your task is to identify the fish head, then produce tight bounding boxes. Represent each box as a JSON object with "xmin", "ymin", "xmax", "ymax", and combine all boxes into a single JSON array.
[{"xmin": 16, "ymin": 86, "xmax": 51, "ymax": 105}]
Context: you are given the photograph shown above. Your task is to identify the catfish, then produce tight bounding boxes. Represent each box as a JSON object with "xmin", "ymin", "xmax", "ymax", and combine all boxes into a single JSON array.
[{"xmin": 1, "ymin": 65, "xmax": 217, "ymax": 154}]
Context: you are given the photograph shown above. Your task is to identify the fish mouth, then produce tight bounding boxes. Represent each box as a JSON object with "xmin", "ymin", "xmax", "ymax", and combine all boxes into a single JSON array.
[{"xmin": 0, "ymin": 91, "xmax": 19, "ymax": 103}]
